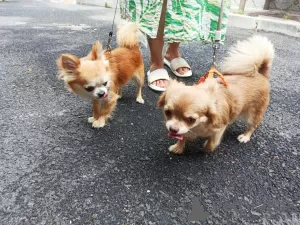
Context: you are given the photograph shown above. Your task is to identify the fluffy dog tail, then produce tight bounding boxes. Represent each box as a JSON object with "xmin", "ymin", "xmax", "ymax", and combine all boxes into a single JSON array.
[
  {"xmin": 117, "ymin": 21, "xmax": 143, "ymax": 49},
  {"xmin": 221, "ymin": 35, "xmax": 275, "ymax": 78}
]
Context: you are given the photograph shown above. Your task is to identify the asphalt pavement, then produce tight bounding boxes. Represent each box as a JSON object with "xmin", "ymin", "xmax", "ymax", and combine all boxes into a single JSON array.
[{"xmin": 0, "ymin": 0, "xmax": 300, "ymax": 224}]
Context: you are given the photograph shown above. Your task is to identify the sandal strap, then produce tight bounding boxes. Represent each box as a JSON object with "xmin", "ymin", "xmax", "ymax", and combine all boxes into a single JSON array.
[
  {"xmin": 170, "ymin": 58, "xmax": 191, "ymax": 71},
  {"xmin": 147, "ymin": 69, "xmax": 169, "ymax": 83}
]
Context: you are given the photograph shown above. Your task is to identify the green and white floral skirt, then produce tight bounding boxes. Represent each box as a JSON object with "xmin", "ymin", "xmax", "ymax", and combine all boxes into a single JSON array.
[{"xmin": 120, "ymin": 0, "xmax": 231, "ymax": 43}]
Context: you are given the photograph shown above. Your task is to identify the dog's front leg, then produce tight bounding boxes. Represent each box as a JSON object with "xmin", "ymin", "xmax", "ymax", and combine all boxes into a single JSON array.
[
  {"xmin": 169, "ymin": 138, "xmax": 186, "ymax": 154},
  {"xmin": 91, "ymin": 93, "xmax": 118, "ymax": 128},
  {"xmin": 204, "ymin": 126, "xmax": 227, "ymax": 152},
  {"xmin": 116, "ymin": 88, "xmax": 122, "ymax": 99},
  {"xmin": 88, "ymin": 100, "xmax": 101, "ymax": 126}
]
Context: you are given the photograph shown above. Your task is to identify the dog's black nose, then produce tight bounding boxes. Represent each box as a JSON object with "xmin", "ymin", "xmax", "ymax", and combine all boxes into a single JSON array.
[
  {"xmin": 169, "ymin": 127, "xmax": 179, "ymax": 134},
  {"xmin": 97, "ymin": 91, "xmax": 105, "ymax": 98}
]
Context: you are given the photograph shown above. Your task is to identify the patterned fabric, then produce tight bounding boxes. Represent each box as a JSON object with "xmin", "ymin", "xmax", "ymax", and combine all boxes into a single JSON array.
[{"xmin": 120, "ymin": 0, "xmax": 231, "ymax": 43}]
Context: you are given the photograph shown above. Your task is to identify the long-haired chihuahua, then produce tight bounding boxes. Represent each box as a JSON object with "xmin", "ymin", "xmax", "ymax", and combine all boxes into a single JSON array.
[
  {"xmin": 57, "ymin": 22, "xmax": 145, "ymax": 128},
  {"xmin": 158, "ymin": 36, "xmax": 275, "ymax": 154}
]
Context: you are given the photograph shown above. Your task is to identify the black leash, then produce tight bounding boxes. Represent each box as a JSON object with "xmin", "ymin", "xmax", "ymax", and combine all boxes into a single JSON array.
[{"xmin": 106, "ymin": 0, "xmax": 119, "ymax": 52}]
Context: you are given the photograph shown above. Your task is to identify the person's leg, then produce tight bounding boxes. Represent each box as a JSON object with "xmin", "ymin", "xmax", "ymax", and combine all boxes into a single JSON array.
[
  {"xmin": 148, "ymin": 36, "xmax": 168, "ymax": 88},
  {"xmin": 164, "ymin": 42, "xmax": 190, "ymax": 75}
]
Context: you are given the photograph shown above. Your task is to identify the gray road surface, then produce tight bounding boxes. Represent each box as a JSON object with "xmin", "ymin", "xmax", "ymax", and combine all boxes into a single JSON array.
[{"xmin": 0, "ymin": 0, "xmax": 300, "ymax": 224}]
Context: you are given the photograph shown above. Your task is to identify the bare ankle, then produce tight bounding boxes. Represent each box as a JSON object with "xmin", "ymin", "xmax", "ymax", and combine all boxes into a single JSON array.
[
  {"xmin": 150, "ymin": 63, "xmax": 163, "ymax": 72},
  {"xmin": 164, "ymin": 52, "xmax": 180, "ymax": 61},
  {"xmin": 165, "ymin": 43, "xmax": 181, "ymax": 60}
]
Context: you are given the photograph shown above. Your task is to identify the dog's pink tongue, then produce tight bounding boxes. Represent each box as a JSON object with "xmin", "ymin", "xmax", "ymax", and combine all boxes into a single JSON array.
[{"xmin": 168, "ymin": 132, "xmax": 184, "ymax": 140}]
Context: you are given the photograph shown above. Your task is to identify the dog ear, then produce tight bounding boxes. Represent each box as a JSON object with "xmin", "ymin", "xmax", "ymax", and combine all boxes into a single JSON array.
[
  {"xmin": 168, "ymin": 78, "xmax": 177, "ymax": 85},
  {"xmin": 206, "ymin": 103, "xmax": 229, "ymax": 128},
  {"xmin": 206, "ymin": 103, "xmax": 218, "ymax": 125},
  {"xmin": 157, "ymin": 92, "xmax": 166, "ymax": 108},
  {"xmin": 91, "ymin": 41, "xmax": 104, "ymax": 60},
  {"xmin": 168, "ymin": 78, "xmax": 184, "ymax": 88},
  {"xmin": 57, "ymin": 54, "xmax": 80, "ymax": 72}
]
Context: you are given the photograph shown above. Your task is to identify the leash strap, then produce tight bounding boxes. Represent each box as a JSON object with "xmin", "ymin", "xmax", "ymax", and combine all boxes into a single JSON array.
[
  {"xmin": 157, "ymin": 0, "xmax": 168, "ymax": 38},
  {"xmin": 106, "ymin": 0, "xmax": 119, "ymax": 51},
  {"xmin": 215, "ymin": 0, "xmax": 224, "ymax": 42},
  {"xmin": 197, "ymin": 0, "xmax": 228, "ymax": 87}
]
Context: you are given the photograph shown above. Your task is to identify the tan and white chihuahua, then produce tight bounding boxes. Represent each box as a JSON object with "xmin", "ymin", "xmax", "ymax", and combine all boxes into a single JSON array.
[{"xmin": 57, "ymin": 22, "xmax": 145, "ymax": 128}]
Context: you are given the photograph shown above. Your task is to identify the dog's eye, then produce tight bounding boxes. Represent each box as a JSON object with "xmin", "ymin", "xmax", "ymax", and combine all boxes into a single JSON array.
[
  {"xmin": 186, "ymin": 117, "xmax": 196, "ymax": 124},
  {"xmin": 165, "ymin": 110, "xmax": 172, "ymax": 117},
  {"xmin": 85, "ymin": 86, "xmax": 95, "ymax": 92},
  {"xmin": 103, "ymin": 81, "xmax": 108, "ymax": 86}
]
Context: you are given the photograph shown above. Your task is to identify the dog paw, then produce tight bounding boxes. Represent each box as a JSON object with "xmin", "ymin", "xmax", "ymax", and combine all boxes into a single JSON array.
[
  {"xmin": 203, "ymin": 140, "xmax": 215, "ymax": 152},
  {"xmin": 88, "ymin": 117, "xmax": 95, "ymax": 123},
  {"xmin": 92, "ymin": 118, "xmax": 106, "ymax": 128},
  {"xmin": 169, "ymin": 144, "xmax": 184, "ymax": 154},
  {"xmin": 136, "ymin": 97, "xmax": 144, "ymax": 104},
  {"xmin": 237, "ymin": 134, "xmax": 250, "ymax": 143}
]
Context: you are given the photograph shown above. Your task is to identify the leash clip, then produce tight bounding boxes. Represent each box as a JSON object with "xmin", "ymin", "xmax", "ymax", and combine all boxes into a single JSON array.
[
  {"xmin": 211, "ymin": 41, "xmax": 220, "ymax": 67},
  {"xmin": 106, "ymin": 31, "xmax": 113, "ymax": 52}
]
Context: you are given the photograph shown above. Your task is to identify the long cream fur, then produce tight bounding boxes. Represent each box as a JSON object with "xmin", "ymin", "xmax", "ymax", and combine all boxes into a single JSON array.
[
  {"xmin": 158, "ymin": 35, "xmax": 275, "ymax": 154},
  {"xmin": 221, "ymin": 35, "xmax": 275, "ymax": 78}
]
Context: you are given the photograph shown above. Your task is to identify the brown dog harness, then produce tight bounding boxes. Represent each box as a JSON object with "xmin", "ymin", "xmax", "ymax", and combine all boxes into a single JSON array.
[
  {"xmin": 197, "ymin": 0, "xmax": 228, "ymax": 87},
  {"xmin": 197, "ymin": 66, "xmax": 228, "ymax": 87}
]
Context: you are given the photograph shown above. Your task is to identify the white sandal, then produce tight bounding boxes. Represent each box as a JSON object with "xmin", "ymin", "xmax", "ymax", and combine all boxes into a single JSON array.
[
  {"xmin": 164, "ymin": 57, "xmax": 192, "ymax": 77},
  {"xmin": 147, "ymin": 68, "xmax": 169, "ymax": 92}
]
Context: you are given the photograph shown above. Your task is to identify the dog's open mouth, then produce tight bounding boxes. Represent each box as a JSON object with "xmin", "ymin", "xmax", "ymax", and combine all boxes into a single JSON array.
[
  {"xmin": 99, "ymin": 93, "xmax": 108, "ymax": 99},
  {"xmin": 168, "ymin": 132, "xmax": 184, "ymax": 140}
]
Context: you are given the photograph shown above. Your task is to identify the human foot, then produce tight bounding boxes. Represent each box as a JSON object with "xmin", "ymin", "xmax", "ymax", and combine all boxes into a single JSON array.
[
  {"xmin": 147, "ymin": 68, "xmax": 169, "ymax": 92},
  {"xmin": 147, "ymin": 37, "xmax": 168, "ymax": 89},
  {"xmin": 164, "ymin": 42, "xmax": 191, "ymax": 76},
  {"xmin": 149, "ymin": 64, "xmax": 168, "ymax": 89},
  {"xmin": 164, "ymin": 54, "xmax": 191, "ymax": 76}
]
